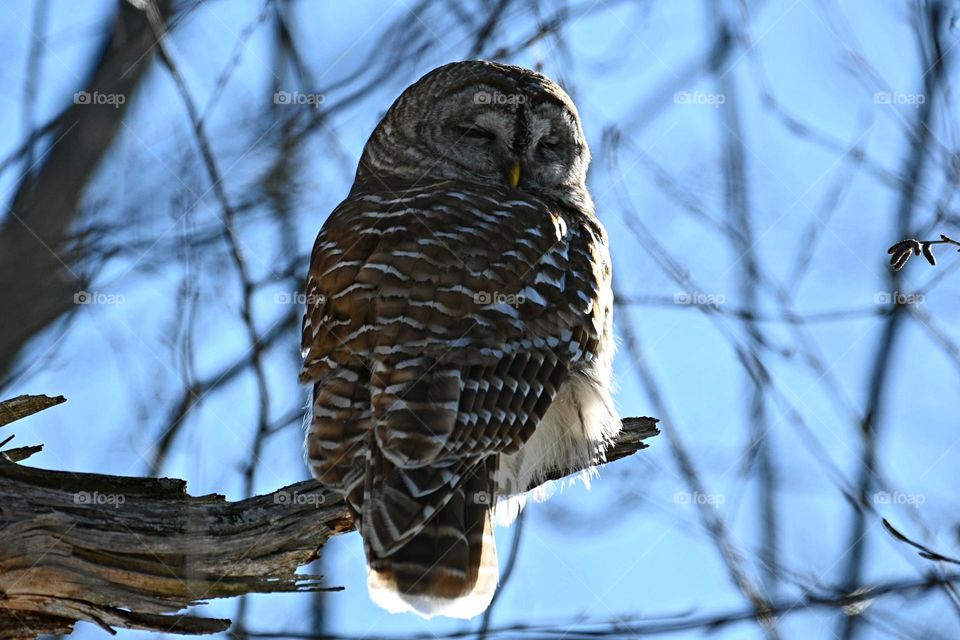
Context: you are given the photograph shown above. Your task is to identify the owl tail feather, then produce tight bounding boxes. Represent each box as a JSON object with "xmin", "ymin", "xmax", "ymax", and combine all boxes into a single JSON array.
[{"xmin": 363, "ymin": 461, "xmax": 499, "ymax": 619}]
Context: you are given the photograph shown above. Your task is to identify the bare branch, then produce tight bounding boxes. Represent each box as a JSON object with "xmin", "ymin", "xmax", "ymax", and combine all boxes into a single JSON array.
[
  {"xmin": 887, "ymin": 234, "xmax": 960, "ymax": 271},
  {"xmin": 883, "ymin": 518, "xmax": 960, "ymax": 565},
  {"xmin": 0, "ymin": 394, "xmax": 65, "ymax": 427},
  {"xmin": 0, "ymin": 413, "xmax": 658, "ymax": 638},
  {"xmin": 0, "ymin": 1, "xmax": 174, "ymax": 378},
  {"xmin": 838, "ymin": 4, "xmax": 951, "ymax": 637},
  {"xmin": 241, "ymin": 572, "xmax": 960, "ymax": 639}
]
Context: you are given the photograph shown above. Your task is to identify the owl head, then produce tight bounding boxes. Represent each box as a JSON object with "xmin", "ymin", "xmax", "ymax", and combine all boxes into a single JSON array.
[{"xmin": 354, "ymin": 60, "xmax": 592, "ymax": 207}]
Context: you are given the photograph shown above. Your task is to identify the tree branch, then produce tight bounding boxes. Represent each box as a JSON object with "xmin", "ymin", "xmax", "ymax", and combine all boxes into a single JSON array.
[
  {"xmin": 240, "ymin": 572, "xmax": 960, "ymax": 639},
  {"xmin": 0, "ymin": 0, "xmax": 174, "ymax": 381},
  {"xmin": 0, "ymin": 401, "xmax": 658, "ymax": 639}
]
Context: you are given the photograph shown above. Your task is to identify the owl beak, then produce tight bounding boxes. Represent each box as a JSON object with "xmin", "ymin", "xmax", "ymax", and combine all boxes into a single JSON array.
[{"xmin": 505, "ymin": 160, "xmax": 521, "ymax": 189}]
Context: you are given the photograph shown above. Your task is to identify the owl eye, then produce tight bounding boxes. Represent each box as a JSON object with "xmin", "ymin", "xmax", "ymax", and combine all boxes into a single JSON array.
[
  {"xmin": 536, "ymin": 136, "xmax": 562, "ymax": 159},
  {"xmin": 538, "ymin": 136, "xmax": 560, "ymax": 150},
  {"xmin": 453, "ymin": 125, "xmax": 496, "ymax": 144}
]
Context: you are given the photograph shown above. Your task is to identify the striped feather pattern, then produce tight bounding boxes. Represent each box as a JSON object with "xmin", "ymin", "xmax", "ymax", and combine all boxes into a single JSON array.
[{"xmin": 300, "ymin": 181, "xmax": 611, "ymax": 617}]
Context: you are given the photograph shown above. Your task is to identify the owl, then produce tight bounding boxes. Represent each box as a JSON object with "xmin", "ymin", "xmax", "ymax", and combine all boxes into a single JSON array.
[{"xmin": 300, "ymin": 60, "xmax": 619, "ymax": 619}]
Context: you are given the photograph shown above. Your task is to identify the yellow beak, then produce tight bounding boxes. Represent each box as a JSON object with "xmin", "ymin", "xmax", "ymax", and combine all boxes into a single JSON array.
[{"xmin": 507, "ymin": 160, "xmax": 521, "ymax": 189}]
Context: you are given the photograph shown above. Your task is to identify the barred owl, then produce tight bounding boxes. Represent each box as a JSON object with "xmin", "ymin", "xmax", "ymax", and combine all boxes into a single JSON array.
[{"xmin": 300, "ymin": 60, "xmax": 619, "ymax": 619}]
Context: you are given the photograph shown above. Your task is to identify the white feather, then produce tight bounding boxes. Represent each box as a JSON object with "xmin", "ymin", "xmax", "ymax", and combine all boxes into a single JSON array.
[{"xmin": 494, "ymin": 341, "xmax": 620, "ymax": 522}]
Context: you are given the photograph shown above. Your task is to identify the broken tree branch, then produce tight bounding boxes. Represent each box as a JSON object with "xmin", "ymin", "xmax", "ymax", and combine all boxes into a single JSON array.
[
  {"xmin": 0, "ymin": 406, "xmax": 658, "ymax": 639},
  {"xmin": 0, "ymin": 395, "xmax": 65, "ymax": 428}
]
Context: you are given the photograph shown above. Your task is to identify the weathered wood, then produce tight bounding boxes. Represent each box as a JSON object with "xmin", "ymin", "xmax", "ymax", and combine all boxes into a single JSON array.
[
  {"xmin": 0, "ymin": 395, "xmax": 62, "ymax": 466},
  {"xmin": 0, "ymin": 446, "xmax": 42, "ymax": 464},
  {"xmin": 0, "ymin": 395, "xmax": 65, "ymax": 427},
  {"xmin": 0, "ymin": 415, "xmax": 658, "ymax": 639}
]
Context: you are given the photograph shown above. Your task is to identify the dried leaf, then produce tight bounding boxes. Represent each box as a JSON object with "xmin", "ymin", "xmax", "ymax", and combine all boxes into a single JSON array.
[
  {"xmin": 887, "ymin": 239, "xmax": 920, "ymax": 255},
  {"xmin": 890, "ymin": 247, "xmax": 912, "ymax": 271}
]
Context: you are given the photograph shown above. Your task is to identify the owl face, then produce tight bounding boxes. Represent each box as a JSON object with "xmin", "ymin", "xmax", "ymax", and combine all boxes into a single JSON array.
[{"xmin": 357, "ymin": 61, "xmax": 592, "ymax": 205}]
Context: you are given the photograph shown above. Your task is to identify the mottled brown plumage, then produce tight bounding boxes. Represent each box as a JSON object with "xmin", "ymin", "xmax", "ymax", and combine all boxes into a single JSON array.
[{"xmin": 300, "ymin": 61, "xmax": 619, "ymax": 619}]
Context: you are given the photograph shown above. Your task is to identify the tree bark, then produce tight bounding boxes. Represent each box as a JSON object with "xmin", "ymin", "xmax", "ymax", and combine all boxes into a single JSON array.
[{"xmin": 0, "ymin": 395, "xmax": 658, "ymax": 638}]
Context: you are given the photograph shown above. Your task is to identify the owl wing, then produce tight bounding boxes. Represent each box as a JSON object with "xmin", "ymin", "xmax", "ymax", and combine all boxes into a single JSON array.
[{"xmin": 300, "ymin": 185, "xmax": 608, "ymax": 598}]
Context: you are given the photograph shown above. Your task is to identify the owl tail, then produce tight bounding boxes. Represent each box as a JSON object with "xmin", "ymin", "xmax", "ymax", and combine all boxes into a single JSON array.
[{"xmin": 360, "ymin": 456, "xmax": 499, "ymax": 619}]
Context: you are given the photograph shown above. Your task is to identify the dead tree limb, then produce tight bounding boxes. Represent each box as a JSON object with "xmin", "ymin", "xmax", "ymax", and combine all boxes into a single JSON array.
[{"xmin": 0, "ymin": 396, "xmax": 658, "ymax": 639}]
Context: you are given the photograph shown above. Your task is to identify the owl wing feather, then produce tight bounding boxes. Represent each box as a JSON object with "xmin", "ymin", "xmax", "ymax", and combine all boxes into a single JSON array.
[{"xmin": 300, "ymin": 183, "xmax": 607, "ymax": 605}]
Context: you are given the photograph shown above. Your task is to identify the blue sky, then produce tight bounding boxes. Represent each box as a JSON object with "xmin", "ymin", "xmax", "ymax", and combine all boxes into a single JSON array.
[{"xmin": 3, "ymin": 1, "xmax": 960, "ymax": 638}]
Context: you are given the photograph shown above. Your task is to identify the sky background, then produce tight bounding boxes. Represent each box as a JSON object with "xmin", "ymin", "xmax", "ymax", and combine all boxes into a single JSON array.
[{"xmin": 3, "ymin": 1, "xmax": 960, "ymax": 638}]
